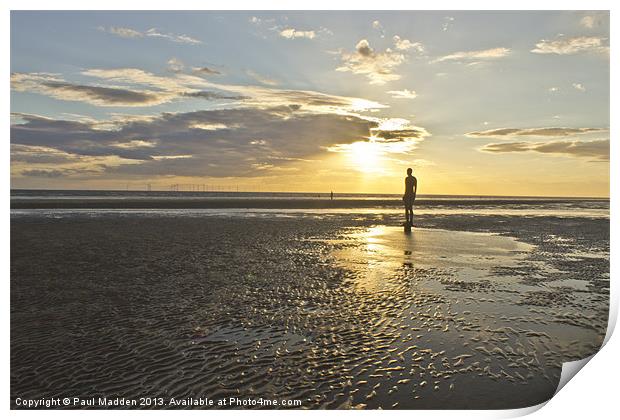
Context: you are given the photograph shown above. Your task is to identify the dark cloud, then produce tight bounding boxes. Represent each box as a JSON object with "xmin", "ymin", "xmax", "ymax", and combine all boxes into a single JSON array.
[
  {"xmin": 481, "ymin": 139, "xmax": 609, "ymax": 161},
  {"xmin": 372, "ymin": 129, "xmax": 427, "ymax": 141},
  {"xmin": 13, "ymin": 70, "xmax": 386, "ymax": 112},
  {"xmin": 11, "ymin": 114, "xmax": 116, "ymax": 149},
  {"xmin": 11, "ymin": 107, "xmax": 379, "ymax": 178},
  {"xmin": 40, "ymin": 81, "xmax": 162, "ymax": 106},
  {"xmin": 21, "ymin": 168, "xmax": 101, "ymax": 178},
  {"xmin": 12, "ymin": 72, "xmax": 170, "ymax": 107},
  {"xmin": 11, "ymin": 144, "xmax": 75, "ymax": 164},
  {"xmin": 192, "ymin": 67, "xmax": 222, "ymax": 76},
  {"xmin": 181, "ymin": 91, "xmax": 249, "ymax": 100},
  {"xmin": 21, "ymin": 169, "xmax": 67, "ymax": 178},
  {"xmin": 466, "ymin": 127, "xmax": 606, "ymax": 138}
]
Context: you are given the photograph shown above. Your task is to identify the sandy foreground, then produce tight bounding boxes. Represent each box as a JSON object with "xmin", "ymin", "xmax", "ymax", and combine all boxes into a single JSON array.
[{"xmin": 10, "ymin": 212, "xmax": 609, "ymax": 409}]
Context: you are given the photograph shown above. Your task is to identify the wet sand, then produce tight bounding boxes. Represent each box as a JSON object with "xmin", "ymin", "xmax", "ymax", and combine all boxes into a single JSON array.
[{"xmin": 10, "ymin": 212, "xmax": 609, "ymax": 409}]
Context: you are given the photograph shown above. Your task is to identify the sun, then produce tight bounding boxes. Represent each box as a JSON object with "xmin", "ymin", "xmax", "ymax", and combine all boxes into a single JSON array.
[{"xmin": 349, "ymin": 141, "xmax": 383, "ymax": 173}]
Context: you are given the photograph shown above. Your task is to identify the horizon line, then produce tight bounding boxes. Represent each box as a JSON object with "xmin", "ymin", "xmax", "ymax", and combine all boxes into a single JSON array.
[{"xmin": 9, "ymin": 187, "xmax": 610, "ymax": 200}]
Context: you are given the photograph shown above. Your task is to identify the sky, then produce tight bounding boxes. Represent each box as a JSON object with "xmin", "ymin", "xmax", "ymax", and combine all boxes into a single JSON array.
[{"xmin": 10, "ymin": 11, "xmax": 610, "ymax": 196}]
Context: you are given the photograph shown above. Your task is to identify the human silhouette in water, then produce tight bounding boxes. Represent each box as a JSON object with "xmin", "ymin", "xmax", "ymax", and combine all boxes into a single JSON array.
[{"xmin": 403, "ymin": 168, "xmax": 417, "ymax": 227}]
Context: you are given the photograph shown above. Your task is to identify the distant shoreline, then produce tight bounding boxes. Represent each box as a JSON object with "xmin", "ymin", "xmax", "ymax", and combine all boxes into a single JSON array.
[
  {"xmin": 9, "ymin": 189, "xmax": 610, "ymax": 201},
  {"xmin": 10, "ymin": 197, "xmax": 609, "ymax": 210}
]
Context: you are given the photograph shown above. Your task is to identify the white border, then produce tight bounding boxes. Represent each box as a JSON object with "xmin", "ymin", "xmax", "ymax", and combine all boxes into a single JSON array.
[{"xmin": 3, "ymin": 1, "xmax": 616, "ymax": 419}]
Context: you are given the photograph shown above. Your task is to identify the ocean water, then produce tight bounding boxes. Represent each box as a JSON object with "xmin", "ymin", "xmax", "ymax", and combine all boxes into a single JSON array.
[
  {"xmin": 10, "ymin": 189, "xmax": 609, "ymax": 219},
  {"xmin": 10, "ymin": 189, "xmax": 610, "ymax": 201}
]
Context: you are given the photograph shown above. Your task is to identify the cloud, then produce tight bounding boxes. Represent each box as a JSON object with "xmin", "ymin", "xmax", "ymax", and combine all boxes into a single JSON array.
[
  {"xmin": 12, "ymin": 70, "xmax": 244, "ymax": 107},
  {"xmin": 100, "ymin": 26, "xmax": 202, "ymax": 45},
  {"xmin": 531, "ymin": 36, "xmax": 608, "ymax": 55},
  {"xmin": 328, "ymin": 118, "xmax": 430, "ymax": 158},
  {"xmin": 336, "ymin": 39, "xmax": 406, "ymax": 85},
  {"xmin": 481, "ymin": 139, "xmax": 609, "ymax": 161},
  {"xmin": 249, "ymin": 16, "xmax": 275, "ymax": 26},
  {"xmin": 372, "ymin": 20, "xmax": 385, "ymax": 38},
  {"xmin": 181, "ymin": 91, "xmax": 249, "ymax": 100},
  {"xmin": 11, "ymin": 73, "xmax": 166, "ymax": 107},
  {"xmin": 14, "ymin": 66, "xmax": 388, "ymax": 123},
  {"xmin": 387, "ymin": 89, "xmax": 417, "ymax": 99},
  {"xmin": 11, "ymin": 108, "xmax": 380, "ymax": 178},
  {"xmin": 580, "ymin": 13, "xmax": 607, "ymax": 29},
  {"xmin": 81, "ymin": 68, "xmax": 188, "ymax": 91},
  {"xmin": 192, "ymin": 67, "xmax": 222, "ymax": 76},
  {"xmin": 167, "ymin": 57, "xmax": 184, "ymax": 73},
  {"xmin": 246, "ymin": 70, "xmax": 279, "ymax": 86},
  {"xmin": 279, "ymin": 28, "xmax": 316, "ymax": 39},
  {"xmin": 11, "ymin": 141, "xmax": 141, "ymax": 179},
  {"xmin": 434, "ymin": 47, "xmax": 510, "ymax": 63},
  {"xmin": 372, "ymin": 128, "xmax": 428, "ymax": 141},
  {"xmin": 80, "ymin": 67, "xmax": 387, "ymax": 113},
  {"xmin": 10, "ymin": 113, "xmax": 158, "ymax": 161},
  {"xmin": 20, "ymin": 168, "xmax": 106, "ymax": 178},
  {"xmin": 250, "ymin": 16, "xmax": 329, "ymax": 41},
  {"xmin": 580, "ymin": 16, "xmax": 595, "ymax": 29},
  {"xmin": 111, "ymin": 140, "xmax": 157, "ymax": 149},
  {"xmin": 573, "ymin": 83, "xmax": 586, "ymax": 91},
  {"xmin": 219, "ymin": 86, "xmax": 386, "ymax": 112},
  {"xmin": 371, "ymin": 118, "xmax": 430, "ymax": 143},
  {"xmin": 442, "ymin": 16, "xmax": 455, "ymax": 32},
  {"xmin": 392, "ymin": 36, "xmax": 424, "ymax": 53},
  {"xmin": 41, "ymin": 82, "xmax": 161, "ymax": 106},
  {"xmin": 465, "ymin": 127, "xmax": 606, "ymax": 138},
  {"xmin": 144, "ymin": 28, "xmax": 202, "ymax": 45},
  {"xmin": 11, "ymin": 144, "xmax": 79, "ymax": 165},
  {"xmin": 20, "ymin": 169, "xmax": 75, "ymax": 178},
  {"xmin": 104, "ymin": 26, "xmax": 143, "ymax": 38},
  {"xmin": 12, "ymin": 99, "xmax": 429, "ymax": 179}
]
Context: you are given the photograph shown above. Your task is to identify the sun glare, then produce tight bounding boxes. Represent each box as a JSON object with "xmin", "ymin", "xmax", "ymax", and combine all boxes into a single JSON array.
[{"xmin": 349, "ymin": 141, "xmax": 383, "ymax": 173}]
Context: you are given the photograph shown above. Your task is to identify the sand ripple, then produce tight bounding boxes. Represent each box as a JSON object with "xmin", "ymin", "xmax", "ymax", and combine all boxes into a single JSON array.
[{"xmin": 11, "ymin": 214, "xmax": 608, "ymax": 409}]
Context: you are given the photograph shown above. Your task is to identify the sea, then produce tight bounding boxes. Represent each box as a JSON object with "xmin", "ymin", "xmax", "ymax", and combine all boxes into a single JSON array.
[{"xmin": 10, "ymin": 189, "xmax": 610, "ymax": 219}]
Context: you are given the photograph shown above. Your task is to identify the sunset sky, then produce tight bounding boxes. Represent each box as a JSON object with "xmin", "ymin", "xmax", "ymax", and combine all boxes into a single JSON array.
[{"xmin": 10, "ymin": 11, "xmax": 610, "ymax": 196}]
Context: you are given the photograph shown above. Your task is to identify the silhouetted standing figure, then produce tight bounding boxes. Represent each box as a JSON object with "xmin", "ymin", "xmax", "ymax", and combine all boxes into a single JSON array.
[
  {"xmin": 403, "ymin": 168, "xmax": 417, "ymax": 231},
  {"xmin": 330, "ymin": 191, "xmax": 334, "ymax": 200}
]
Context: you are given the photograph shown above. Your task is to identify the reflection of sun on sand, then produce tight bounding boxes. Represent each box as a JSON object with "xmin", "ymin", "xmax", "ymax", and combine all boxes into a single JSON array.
[
  {"xmin": 11, "ymin": 214, "xmax": 607, "ymax": 409},
  {"xmin": 332, "ymin": 226, "xmax": 533, "ymax": 292},
  {"xmin": 325, "ymin": 224, "xmax": 597, "ymax": 407}
]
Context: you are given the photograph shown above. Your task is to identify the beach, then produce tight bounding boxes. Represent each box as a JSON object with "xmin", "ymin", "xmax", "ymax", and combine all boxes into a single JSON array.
[{"xmin": 10, "ymin": 197, "xmax": 609, "ymax": 409}]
